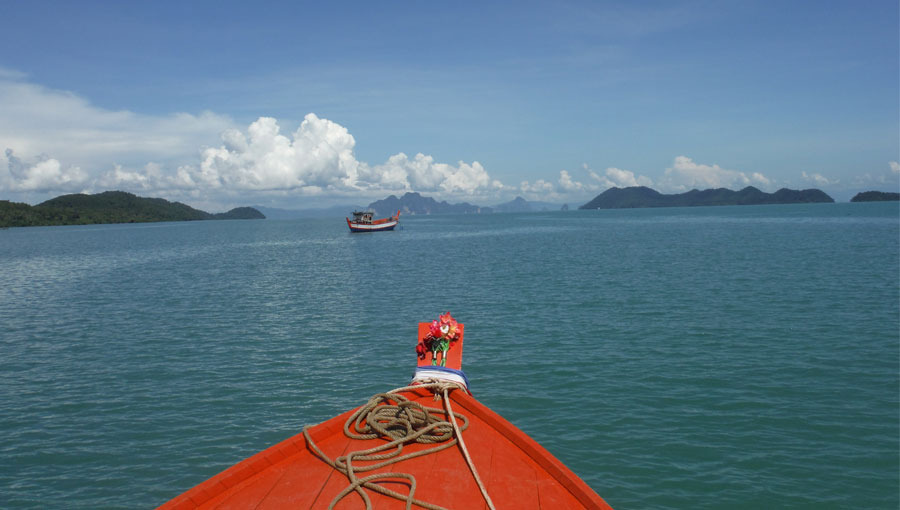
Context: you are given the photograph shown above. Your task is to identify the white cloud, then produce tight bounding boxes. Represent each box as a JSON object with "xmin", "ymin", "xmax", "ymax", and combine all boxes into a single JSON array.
[
  {"xmin": 0, "ymin": 73, "xmax": 507, "ymax": 207},
  {"xmin": 440, "ymin": 160, "xmax": 499, "ymax": 194},
  {"xmin": 363, "ymin": 152, "xmax": 502, "ymax": 195},
  {"xmin": 658, "ymin": 156, "xmax": 771, "ymax": 192},
  {"xmin": 96, "ymin": 162, "xmax": 171, "ymax": 191},
  {"xmin": 606, "ymin": 167, "xmax": 653, "ymax": 188},
  {"xmin": 558, "ymin": 170, "xmax": 584, "ymax": 192},
  {"xmin": 517, "ymin": 169, "xmax": 600, "ymax": 201},
  {"xmin": 517, "ymin": 164, "xmax": 654, "ymax": 202},
  {"xmin": 2, "ymin": 149, "xmax": 88, "ymax": 192},
  {"xmin": 186, "ymin": 115, "xmax": 502, "ymax": 199},
  {"xmin": 0, "ymin": 77, "xmax": 233, "ymax": 171},
  {"xmin": 586, "ymin": 165, "xmax": 653, "ymax": 189},
  {"xmin": 520, "ymin": 178, "xmax": 555, "ymax": 194},
  {"xmin": 0, "ymin": 74, "xmax": 505, "ymax": 207},
  {"xmin": 801, "ymin": 171, "xmax": 836, "ymax": 186},
  {"xmin": 190, "ymin": 114, "xmax": 359, "ymax": 191},
  {"xmin": 890, "ymin": 161, "xmax": 899, "ymax": 174}
]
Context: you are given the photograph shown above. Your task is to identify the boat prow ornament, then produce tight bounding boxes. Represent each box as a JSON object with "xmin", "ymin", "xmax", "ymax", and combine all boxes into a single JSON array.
[{"xmin": 412, "ymin": 312, "xmax": 469, "ymax": 389}]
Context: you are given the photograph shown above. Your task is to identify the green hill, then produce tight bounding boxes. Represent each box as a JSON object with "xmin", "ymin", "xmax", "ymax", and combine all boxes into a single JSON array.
[
  {"xmin": 579, "ymin": 186, "xmax": 834, "ymax": 209},
  {"xmin": 0, "ymin": 191, "xmax": 264, "ymax": 228},
  {"xmin": 850, "ymin": 191, "xmax": 900, "ymax": 202}
]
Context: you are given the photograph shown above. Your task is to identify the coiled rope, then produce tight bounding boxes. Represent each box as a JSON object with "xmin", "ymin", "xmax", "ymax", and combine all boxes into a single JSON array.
[{"xmin": 303, "ymin": 380, "xmax": 496, "ymax": 510}]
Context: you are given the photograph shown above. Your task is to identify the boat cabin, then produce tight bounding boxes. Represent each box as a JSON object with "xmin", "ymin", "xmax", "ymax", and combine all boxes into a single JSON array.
[{"xmin": 351, "ymin": 211, "xmax": 374, "ymax": 224}]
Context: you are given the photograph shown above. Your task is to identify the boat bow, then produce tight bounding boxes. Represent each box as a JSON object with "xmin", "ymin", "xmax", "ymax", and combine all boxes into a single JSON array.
[{"xmin": 159, "ymin": 314, "xmax": 612, "ymax": 509}]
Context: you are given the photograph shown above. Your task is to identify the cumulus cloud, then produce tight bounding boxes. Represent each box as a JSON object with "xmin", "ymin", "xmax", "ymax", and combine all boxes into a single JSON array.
[
  {"xmin": 363, "ymin": 152, "xmax": 502, "ymax": 194},
  {"xmin": 801, "ymin": 171, "xmax": 836, "ymax": 186},
  {"xmin": 520, "ymin": 178, "xmax": 555, "ymax": 194},
  {"xmin": 181, "ymin": 114, "xmax": 502, "ymax": 199},
  {"xmin": 558, "ymin": 170, "xmax": 584, "ymax": 192},
  {"xmin": 517, "ymin": 169, "xmax": 599, "ymax": 201},
  {"xmin": 0, "ymin": 72, "xmax": 507, "ymax": 207},
  {"xmin": 0, "ymin": 79, "xmax": 504, "ymax": 207},
  {"xmin": 186, "ymin": 114, "xmax": 359, "ymax": 192},
  {"xmin": 0, "ymin": 72, "xmax": 795, "ymax": 209},
  {"xmin": 589, "ymin": 166, "xmax": 654, "ymax": 189},
  {"xmin": 517, "ymin": 165, "xmax": 657, "ymax": 202},
  {"xmin": 658, "ymin": 156, "xmax": 771, "ymax": 191},
  {"xmin": 890, "ymin": 161, "xmax": 899, "ymax": 174},
  {"xmin": 96, "ymin": 162, "xmax": 169, "ymax": 191},
  {"xmin": 2, "ymin": 149, "xmax": 88, "ymax": 192}
]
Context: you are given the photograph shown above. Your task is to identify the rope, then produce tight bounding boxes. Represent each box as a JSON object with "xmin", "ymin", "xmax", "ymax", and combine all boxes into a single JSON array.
[
  {"xmin": 439, "ymin": 384, "xmax": 496, "ymax": 510},
  {"xmin": 303, "ymin": 380, "xmax": 495, "ymax": 510}
]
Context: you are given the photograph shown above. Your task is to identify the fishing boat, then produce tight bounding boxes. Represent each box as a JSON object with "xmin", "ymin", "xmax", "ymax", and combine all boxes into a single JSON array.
[
  {"xmin": 346, "ymin": 210, "xmax": 400, "ymax": 232},
  {"xmin": 159, "ymin": 313, "xmax": 613, "ymax": 510}
]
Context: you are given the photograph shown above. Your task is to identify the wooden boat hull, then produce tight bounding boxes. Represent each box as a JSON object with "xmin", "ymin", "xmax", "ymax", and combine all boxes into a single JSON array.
[
  {"xmin": 159, "ymin": 386, "xmax": 612, "ymax": 509},
  {"xmin": 346, "ymin": 218, "xmax": 399, "ymax": 232},
  {"xmin": 346, "ymin": 210, "xmax": 400, "ymax": 232}
]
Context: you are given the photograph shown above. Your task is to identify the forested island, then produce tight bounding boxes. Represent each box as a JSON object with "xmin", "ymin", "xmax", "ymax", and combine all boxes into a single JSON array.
[
  {"xmin": 0, "ymin": 191, "xmax": 264, "ymax": 228},
  {"xmin": 850, "ymin": 191, "xmax": 900, "ymax": 202},
  {"xmin": 579, "ymin": 186, "xmax": 833, "ymax": 209}
]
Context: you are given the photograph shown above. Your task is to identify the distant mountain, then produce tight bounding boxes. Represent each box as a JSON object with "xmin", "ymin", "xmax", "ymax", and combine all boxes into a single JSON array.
[
  {"xmin": 579, "ymin": 186, "xmax": 834, "ymax": 209},
  {"xmin": 530, "ymin": 201, "xmax": 567, "ymax": 211},
  {"xmin": 252, "ymin": 204, "xmax": 363, "ymax": 219},
  {"xmin": 494, "ymin": 196, "xmax": 531, "ymax": 213},
  {"xmin": 367, "ymin": 192, "xmax": 492, "ymax": 216},
  {"xmin": 0, "ymin": 191, "xmax": 264, "ymax": 228},
  {"xmin": 850, "ymin": 191, "xmax": 900, "ymax": 202},
  {"xmin": 492, "ymin": 196, "xmax": 566, "ymax": 213},
  {"xmin": 362, "ymin": 192, "xmax": 570, "ymax": 215}
]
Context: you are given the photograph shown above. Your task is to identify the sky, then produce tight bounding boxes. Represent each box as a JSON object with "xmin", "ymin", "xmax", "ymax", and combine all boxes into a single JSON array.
[{"xmin": 0, "ymin": 0, "xmax": 897, "ymax": 211}]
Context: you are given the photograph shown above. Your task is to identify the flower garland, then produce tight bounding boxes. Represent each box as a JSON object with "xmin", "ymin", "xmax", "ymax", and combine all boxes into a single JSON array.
[{"xmin": 416, "ymin": 312, "xmax": 461, "ymax": 366}]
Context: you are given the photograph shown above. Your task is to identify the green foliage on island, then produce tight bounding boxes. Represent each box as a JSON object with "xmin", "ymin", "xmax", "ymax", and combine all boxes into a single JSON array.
[
  {"xmin": 0, "ymin": 191, "xmax": 264, "ymax": 228},
  {"xmin": 212, "ymin": 206, "xmax": 267, "ymax": 220},
  {"xmin": 850, "ymin": 191, "xmax": 900, "ymax": 202},
  {"xmin": 579, "ymin": 186, "xmax": 834, "ymax": 209}
]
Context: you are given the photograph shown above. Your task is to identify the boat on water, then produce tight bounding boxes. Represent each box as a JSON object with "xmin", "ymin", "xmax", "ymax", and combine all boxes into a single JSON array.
[
  {"xmin": 159, "ymin": 314, "xmax": 613, "ymax": 510},
  {"xmin": 346, "ymin": 210, "xmax": 400, "ymax": 232}
]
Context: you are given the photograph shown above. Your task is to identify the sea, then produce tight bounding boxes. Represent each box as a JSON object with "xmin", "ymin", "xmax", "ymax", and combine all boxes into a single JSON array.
[{"xmin": 0, "ymin": 202, "xmax": 897, "ymax": 509}]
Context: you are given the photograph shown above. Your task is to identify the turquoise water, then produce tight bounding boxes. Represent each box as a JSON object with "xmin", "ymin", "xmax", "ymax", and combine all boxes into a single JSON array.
[{"xmin": 0, "ymin": 203, "xmax": 897, "ymax": 509}]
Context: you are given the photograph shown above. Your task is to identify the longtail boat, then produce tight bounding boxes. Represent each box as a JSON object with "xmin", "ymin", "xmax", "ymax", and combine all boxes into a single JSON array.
[
  {"xmin": 346, "ymin": 210, "xmax": 400, "ymax": 232},
  {"xmin": 159, "ymin": 314, "xmax": 613, "ymax": 509}
]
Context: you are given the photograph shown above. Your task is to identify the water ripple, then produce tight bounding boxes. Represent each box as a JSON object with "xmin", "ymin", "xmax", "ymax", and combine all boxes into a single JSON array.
[{"xmin": 0, "ymin": 205, "xmax": 897, "ymax": 509}]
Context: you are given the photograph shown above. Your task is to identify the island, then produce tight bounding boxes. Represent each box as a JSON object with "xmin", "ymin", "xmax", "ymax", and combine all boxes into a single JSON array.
[
  {"xmin": 850, "ymin": 191, "xmax": 900, "ymax": 202},
  {"xmin": 0, "ymin": 191, "xmax": 265, "ymax": 228},
  {"xmin": 368, "ymin": 192, "xmax": 491, "ymax": 216},
  {"xmin": 579, "ymin": 186, "xmax": 833, "ymax": 209},
  {"xmin": 366, "ymin": 192, "xmax": 569, "ymax": 216}
]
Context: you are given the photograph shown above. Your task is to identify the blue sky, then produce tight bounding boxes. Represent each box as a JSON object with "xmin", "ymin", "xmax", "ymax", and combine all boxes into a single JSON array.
[{"xmin": 0, "ymin": 0, "xmax": 897, "ymax": 210}]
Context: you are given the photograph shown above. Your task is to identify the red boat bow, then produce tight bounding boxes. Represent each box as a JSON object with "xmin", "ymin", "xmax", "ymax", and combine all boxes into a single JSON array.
[{"xmin": 159, "ymin": 316, "xmax": 613, "ymax": 509}]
